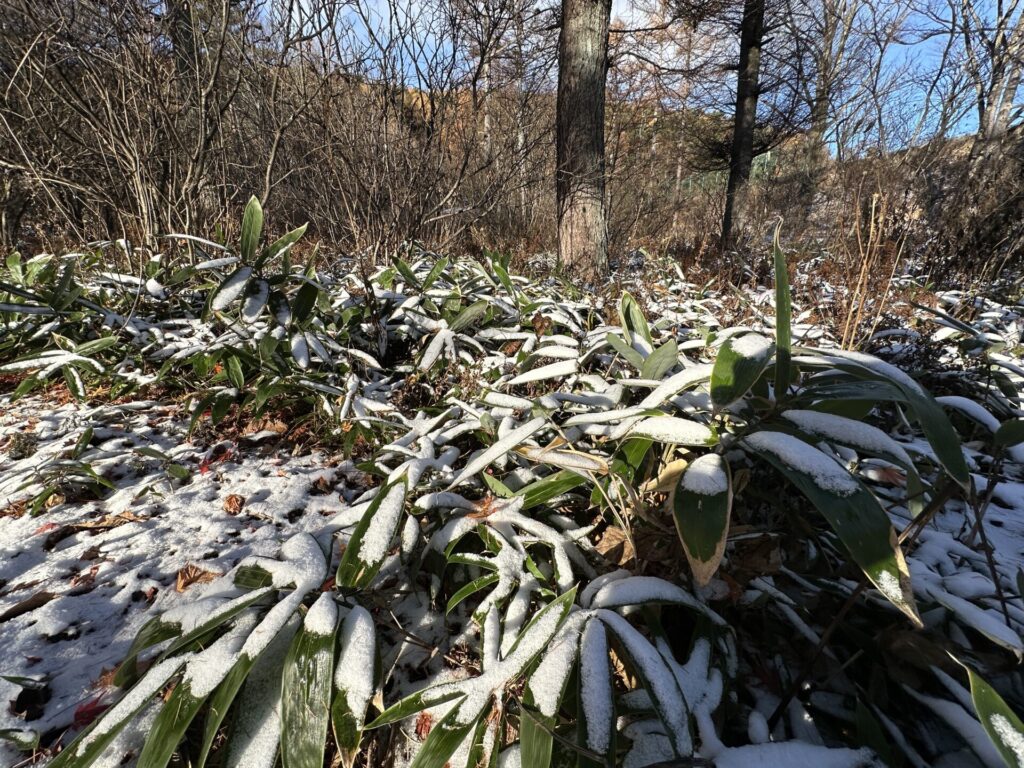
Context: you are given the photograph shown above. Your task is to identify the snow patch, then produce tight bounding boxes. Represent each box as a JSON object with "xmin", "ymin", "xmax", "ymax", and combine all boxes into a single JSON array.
[{"xmin": 682, "ymin": 453, "xmax": 729, "ymax": 495}]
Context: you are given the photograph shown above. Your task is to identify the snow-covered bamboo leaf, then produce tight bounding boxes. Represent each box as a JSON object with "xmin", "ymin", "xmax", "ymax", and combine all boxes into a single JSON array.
[
  {"xmin": 211, "ymin": 267, "xmax": 253, "ymax": 312},
  {"xmin": 710, "ymin": 332, "xmax": 774, "ymax": 407},
  {"xmin": 672, "ymin": 453, "xmax": 732, "ymax": 586},
  {"xmin": 596, "ymin": 610, "xmax": 691, "ymax": 756},
  {"xmin": 223, "ymin": 615, "xmax": 301, "ymax": 768},
  {"xmin": 269, "ymin": 291, "xmax": 291, "ymax": 326},
  {"xmin": 507, "ymin": 359, "xmax": 577, "ymax": 386},
  {"xmin": 578, "ymin": 619, "xmax": 615, "ymax": 764},
  {"xmin": 448, "ymin": 417, "xmax": 547, "ymax": 488},
  {"xmin": 47, "ymin": 656, "xmax": 191, "ymax": 768},
  {"xmin": 337, "ymin": 479, "xmax": 408, "ymax": 589},
  {"xmin": 743, "ymin": 430, "xmax": 921, "ymax": 626},
  {"xmin": 626, "ymin": 415, "xmax": 714, "ymax": 446},
  {"xmin": 586, "ymin": 575, "xmax": 724, "ymax": 625},
  {"xmin": 0, "ymin": 728, "xmax": 38, "ymax": 750},
  {"xmin": 799, "ymin": 349, "xmax": 970, "ymax": 489},
  {"xmin": 521, "ymin": 614, "xmax": 586, "ymax": 768},
  {"xmin": 291, "ymin": 333, "xmax": 310, "ymax": 369},
  {"xmin": 281, "ymin": 594, "xmax": 338, "ymax": 768},
  {"xmin": 137, "ymin": 616, "xmax": 259, "ymax": 768},
  {"xmin": 0, "ymin": 302, "xmax": 55, "ymax": 314},
  {"xmin": 115, "ymin": 588, "xmax": 271, "ymax": 687},
  {"xmin": 332, "ymin": 605, "xmax": 377, "ymax": 765},
  {"xmin": 513, "ymin": 444, "xmax": 608, "ymax": 474},
  {"xmin": 242, "ymin": 279, "xmax": 269, "ymax": 323}
]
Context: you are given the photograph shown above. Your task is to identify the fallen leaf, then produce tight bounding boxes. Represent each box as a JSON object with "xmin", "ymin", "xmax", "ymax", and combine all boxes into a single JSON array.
[
  {"xmin": 223, "ymin": 494, "xmax": 245, "ymax": 515},
  {"xmin": 92, "ymin": 668, "xmax": 117, "ymax": 690},
  {"xmin": 73, "ymin": 696, "xmax": 109, "ymax": 729},
  {"xmin": 415, "ymin": 711, "xmax": 433, "ymax": 740},
  {"xmin": 176, "ymin": 564, "xmax": 221, "ymax": 592},
  {"xmin": 594, "ymin": 525, "xmax": 635, "ymax": 566},
  {"xmin": 70, "ymin": 564, "xmax": 100, "ymax": 589},
  {"xmin": 469, "ymin": 495, "xmax": 501, "ymax": 520},
  {"xmin": 0, "ymin": 500, "xmax": 27, "ymax": 519}
]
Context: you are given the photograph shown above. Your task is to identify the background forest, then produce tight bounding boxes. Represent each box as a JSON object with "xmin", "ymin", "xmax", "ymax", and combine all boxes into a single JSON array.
[{"xmin": 1, "ymin": 0, "xmax": 1021, "ymax": 283}]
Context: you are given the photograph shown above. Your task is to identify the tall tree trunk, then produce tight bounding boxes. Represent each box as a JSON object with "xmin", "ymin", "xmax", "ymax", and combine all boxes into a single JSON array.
[
  {"xmin": 721, "ymin": 0, "xmax": 765, "ymax": 250},
  {"xmin": 556, "ymin": 0, "xmax": 611, "ymax": 279}
]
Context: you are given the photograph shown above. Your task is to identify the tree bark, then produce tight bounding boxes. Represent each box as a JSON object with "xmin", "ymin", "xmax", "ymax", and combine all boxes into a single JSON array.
[
  {"xmin": 556, "ymin": 0, "xmax": 612, "ymax": 279},
  {"xmin": 721, "ymin": 0, "xmax": 765, "ymax": 250}
]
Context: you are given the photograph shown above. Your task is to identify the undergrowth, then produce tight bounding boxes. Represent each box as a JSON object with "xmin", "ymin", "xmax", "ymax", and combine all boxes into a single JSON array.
[{"xmin": 2, "ymin": 200, "xmax": 1024, "ymax": 767}]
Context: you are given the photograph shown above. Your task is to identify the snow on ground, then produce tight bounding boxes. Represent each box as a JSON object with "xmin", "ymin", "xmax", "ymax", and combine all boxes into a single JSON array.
[{"xmin": 0, "ymin": 397, "xmax": 354, "ymax": 764}]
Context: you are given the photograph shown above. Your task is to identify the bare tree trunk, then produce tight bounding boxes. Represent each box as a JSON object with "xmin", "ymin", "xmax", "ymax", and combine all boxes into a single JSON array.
[
  {"xmin": 721, "ymin": 0, "xmax": 765, "ymax": 250},
  {"xmin": 556, "ymin": 0, "xmax": 611, "ymax": 279}
]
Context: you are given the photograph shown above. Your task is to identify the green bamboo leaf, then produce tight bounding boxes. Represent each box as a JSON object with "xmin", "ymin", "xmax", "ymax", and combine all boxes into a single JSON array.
[
  {"xmin": 421, "ymin": 257, "xmax": 449, "ymax": 291},
  {"xmin": 710, "ymin": 332, "xmax": 775, "ymax": 407},
  {"xmin": 368, "ymin": 688, "xmax": 465, "ymax": 729},
  {"xmin": 292, "ymin": 282, "xmax": 319, "ymax": 323},
  {"xmin": 743, "ymin": 430, "xmax": 921, "ymax": 626},
  {"xmin": 260, "ymin": 223, "xmax": 307, "ymax": 268},
  {"xmin": 240, "ymin": 196, "xmax": 263, "ymax": 263},
  {"xmin": 394, "ymin": 257, "xmax": 420, "ymax": 289},
  {"xmin": 408, "ymin": 705, "xmax": 481, "ymax": 768},
  {"xmin": 996, "ymin": 420, "xmax": 1024, "ymax": 448},
  {"xmin": 960, "ymin": 661, "xmax": 1024, "ymax": 768},
  {"xmin": 515, "ymin": 469, "xmax": 588, "ymax": 510},
  {"xmin": 226, "ymin": 355, "xmax": 245, "ymax": 390},
  {"xmin": 672, "ymin": 454, "xmax": 732, "ymax": 587},
  {"xmin": 618, "ymin": 292, "xmax": 651, "ymax": 347},
  {"xmin": 446, "ymin": 573, "xmax": 500, "ymax": 614},
  {"xmin": 450, "ymin": 300, "xmax": 489, "ymax": 333},
  {"xmin": 74, "ymin": 336, "xmax": 119, "ymax": 356},
  {"xmin": 772, "ymin": 223, "xmax": 792, "ymax": 396},
  {"xmin": 482, "ymin": 473, "xmax": 515, "ymax": 498},
  {"xmin": 281, "ymin": 594, "xmax": 338, "ymax": 768},
  {"xmin": 641, "ymin": 340, "xmax": 678, "ymax": 381},
  {"xmin": 605, "ymin": 332, "xmax": 645, "ymax": 370}
]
